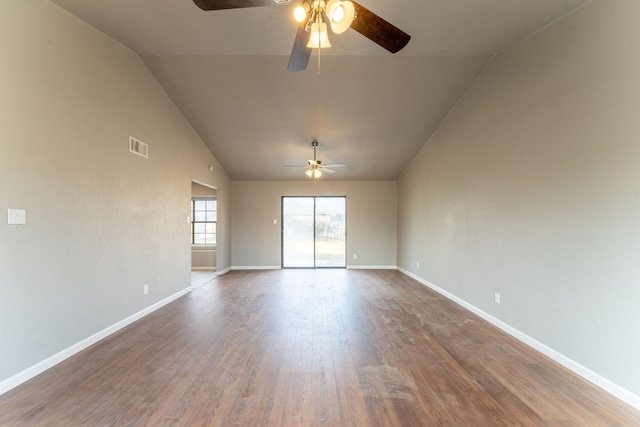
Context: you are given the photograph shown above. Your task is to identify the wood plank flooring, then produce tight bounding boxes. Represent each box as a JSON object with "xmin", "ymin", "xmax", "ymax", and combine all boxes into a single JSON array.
[{"xmin": 1, "ymin": 269, "xmax": 639, "ymax": 426}]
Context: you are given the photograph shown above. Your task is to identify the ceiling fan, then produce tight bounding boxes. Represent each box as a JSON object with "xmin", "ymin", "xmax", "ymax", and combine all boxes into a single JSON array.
[
  {"xmin": 192, "ymin": 0, "xmax": 411, "ymax": 72},
  {"xmin": 283, "ymin": 140, "xmax": 346, "ymax": 178}
]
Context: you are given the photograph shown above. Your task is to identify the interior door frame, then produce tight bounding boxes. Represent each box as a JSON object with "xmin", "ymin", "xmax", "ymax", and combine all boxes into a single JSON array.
[{"xmin": 281, "ymin": 196, "xmax": 347, "ymax": 269}]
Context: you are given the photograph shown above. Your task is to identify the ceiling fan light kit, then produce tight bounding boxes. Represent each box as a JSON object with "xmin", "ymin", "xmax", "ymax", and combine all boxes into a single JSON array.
[
  {"xmin": 305, "ymin": 168, "xmax": 322, "ymax": 178},
  {"xmin": 282, "ymin": 140, "xmax": 346, "ymax": 180},
  {"xmin": 193, "ymin": 0, "xmax": 410, "ymax": 72},
  {"xmin": 298, "ymin": 0, "xmax": 356, "ymax": 47}
]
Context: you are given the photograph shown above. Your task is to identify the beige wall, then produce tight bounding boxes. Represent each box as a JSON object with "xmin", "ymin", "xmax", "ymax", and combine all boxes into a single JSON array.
[
  {"xmin": 232, "ymin": 181, "xmax": 397, "ymax": 268},
  {"xmin": 398, "ymin": 0, "xmax": 640, "ymax": 398},
  {"xmin": 0, "ymin": 0, "xmax": 230, "ymax": 385},
  {"xmin": 191, "ymin": 181, "xmax": 217, "ymax": 197},
  {"xmin": 191, "ymin": 248, "xmax": 216, "ymax": 270}
]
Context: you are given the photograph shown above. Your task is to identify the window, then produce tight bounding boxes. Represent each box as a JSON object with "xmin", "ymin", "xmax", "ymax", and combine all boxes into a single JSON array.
[{"xmin": 191, "ymin": 199, "xmax": 217, "ymax": 245}]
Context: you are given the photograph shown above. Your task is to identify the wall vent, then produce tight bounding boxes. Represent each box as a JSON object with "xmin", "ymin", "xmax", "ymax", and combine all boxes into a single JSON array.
[{"xmin": 129, "ymin": 136, "xmax": 148, "ymax": 158}]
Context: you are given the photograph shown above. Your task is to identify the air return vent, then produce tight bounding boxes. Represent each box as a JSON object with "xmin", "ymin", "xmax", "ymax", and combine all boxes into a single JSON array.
[{"xmin": 129, "ymin": 136, "xmax": 148, "ymax": 158}]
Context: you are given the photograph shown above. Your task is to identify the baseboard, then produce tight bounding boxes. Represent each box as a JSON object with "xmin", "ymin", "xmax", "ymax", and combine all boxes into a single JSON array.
[
  {"xmin": 231, "ymin": 266, "xmax": 281, "ymax": 270},
  {"xmin": 230, "ymin": 265, "xmax": 398, "ymax": 271},
  {"xmin": 396, "ymin": 267, "xmax": 640, "ymax": 411},
  {"xmin": 347, "ymin": 265, "xmax": 398, "ymax": 270},
  {"xmin": 0, "ymin": 285, "xmax": 193, "ymax": 396},
  {"xmin": 191, "ymin": 267, "xmax": 216, "ymax": 271},
  {"xmin": 216, "ymin": 267, "xmax": 232, "ymax": 275}
]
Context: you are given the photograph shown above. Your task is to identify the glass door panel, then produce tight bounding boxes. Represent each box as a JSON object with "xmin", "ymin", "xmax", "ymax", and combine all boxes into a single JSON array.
[
  {"xmin": 282, "ymin": 197, "xmax": 315, "ymax": 268},
  {"xmin": 315, "ymin": 197, "xmax": 346, "ymax": 267}
]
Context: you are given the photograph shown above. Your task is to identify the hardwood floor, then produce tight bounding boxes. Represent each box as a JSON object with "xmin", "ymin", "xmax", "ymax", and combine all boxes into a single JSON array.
[
  {"xmin": 1, "ymin": 269, "xmax": 639, "ymax": 426},
  {"xmin": 191, "ymin": 271, "xmax": 218, "ymax": 289}
]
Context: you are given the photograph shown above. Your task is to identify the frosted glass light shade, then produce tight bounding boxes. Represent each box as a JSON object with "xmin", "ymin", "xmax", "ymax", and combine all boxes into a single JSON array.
[
  {"xmin": 326, "ymin": 0, "xmax": 355, "ymax": 34},
  {"xmin": 293, "ymin": 5, "xmax": 307, "ymax": 22},
  {"xmin": 307, "ymin": 22, "xmax": 331, "ymax": 48}
]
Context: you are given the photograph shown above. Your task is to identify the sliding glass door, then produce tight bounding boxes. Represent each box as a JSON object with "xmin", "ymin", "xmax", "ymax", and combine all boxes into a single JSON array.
[{"xmin": 282, "ymin": 196, "xmax": 346, "ymax": 268}]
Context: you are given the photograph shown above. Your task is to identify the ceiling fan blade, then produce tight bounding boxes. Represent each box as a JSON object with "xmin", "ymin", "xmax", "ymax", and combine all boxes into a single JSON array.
[
  {"xmin": 193, "ymin": 0, "xmax": 275, "ymax": 11},
  {"xmin": 349, "ymin": 1, "xmax": 411, "ymax": 53},
  {"xmin": 325, "ymin": 163, "xmax": 346, "ymax": 168},
  {"xmin": 282, "ymin": 165, "xmax": 308, "ymax": 168},
  {"xmin": 323, "ymin": 168, "xmax": 336, "ymax": 173},
  {"xmin": 288, "ymin": 21, "xmax": 312, "ymax": 72}
]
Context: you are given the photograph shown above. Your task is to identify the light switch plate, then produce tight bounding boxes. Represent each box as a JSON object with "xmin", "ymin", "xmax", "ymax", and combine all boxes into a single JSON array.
[{"xmin": 8, "ymin": 209, "xmax": 26, "ymax": 225}]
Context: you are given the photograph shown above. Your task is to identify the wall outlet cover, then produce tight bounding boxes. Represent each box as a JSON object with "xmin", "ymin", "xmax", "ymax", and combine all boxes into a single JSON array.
[{"xmin": 8, "ymin": 209, "xmax": 26, "ymax": 225}]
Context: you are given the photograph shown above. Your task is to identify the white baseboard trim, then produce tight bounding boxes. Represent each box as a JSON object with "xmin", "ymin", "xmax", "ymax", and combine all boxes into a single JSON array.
[
  {"xmin": 347, "ymin": 265, "xmax": 398, "ymax": 270},
  {"xmin": 191, "ymin": 267, "xmax": 216, "ymax": 271},
  {"xmin": 397, "ymin": 268, "xmax": 640, "ymax": 411},
  {"xmin": 0, "ymin": 285, "xmax": 193, "ymax": 396},
  {"xmin": 216, "ymin": 267, "xmax": 232, "ymax": 275},
  {"xmin": 231, "ymin": 266, "xmax": 281, "ymax": 270},
  {"xmin": 231, "ymin": 266, "xmax": 399, "ymax": 270}
]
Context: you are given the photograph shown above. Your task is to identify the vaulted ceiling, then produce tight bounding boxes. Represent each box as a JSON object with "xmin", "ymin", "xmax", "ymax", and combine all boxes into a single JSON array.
[{"xmin": 49, "ymin": 0, "xmax": 590, "ymax": 180}]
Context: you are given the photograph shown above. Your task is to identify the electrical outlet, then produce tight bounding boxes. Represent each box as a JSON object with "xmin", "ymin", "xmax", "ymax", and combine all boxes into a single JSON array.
[
  {"xmin": 353, "ymin": 253, "xmax": 357, "ymax": 260},
  {"xmin": 8, "ymin": 209, "xmax": 26, "ymax": 225},
  {"xmin": 416, "ymin": 261, "xmax": 420, "ymax": 268},
  {"xmin": 144, "ymin": 284, "xmax": 149, "ymax": 295},
  {"xmin": 494, "ymin": 292, "xmax": 501, "ymax": 305},
  {"xmin": 273, "ymin": 219, "xmax": 278, "ymax": 225}
]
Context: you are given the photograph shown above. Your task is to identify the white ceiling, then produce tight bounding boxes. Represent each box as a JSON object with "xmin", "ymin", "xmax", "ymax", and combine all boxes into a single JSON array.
[{"xmin": 49, "ymin": 0, "xmax": 590, "ymax": 180}]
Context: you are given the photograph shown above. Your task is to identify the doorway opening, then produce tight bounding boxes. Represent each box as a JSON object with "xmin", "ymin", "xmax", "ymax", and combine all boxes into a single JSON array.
[
  {"xmin": 282, "ymin": 196, "xmax": 346, "ymax": 268},
  {"xmin": 191, "ymin": 181, "xmax": 217, "ymax": 287}
]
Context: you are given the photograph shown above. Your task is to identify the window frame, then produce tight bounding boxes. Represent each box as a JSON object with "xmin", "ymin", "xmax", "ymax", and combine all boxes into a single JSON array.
[{"xmin": 191, "ymin": 197, "xmax": 217, "ymax": 246}]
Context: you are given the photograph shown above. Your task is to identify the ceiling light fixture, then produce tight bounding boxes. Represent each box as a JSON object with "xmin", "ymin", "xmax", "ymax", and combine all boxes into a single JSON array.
[
  {"xmin": 194, "ymin": 0, "xmax": 411, "ymax": 73},
  {"xmin": 295, "ymin": 0, "xmax": 356, "ymax": 48},
  {"xmin": 195, "ymin": 0, "xmax": 410, "ymax": 72},
  {"xmin": 282, "ymin": 140, "xmax": 346, "ymax": 179},
  {"xmin": 305, "ymin": 168, "xmax": 322, "ymax": 178},
  {"xmin": 304, "ymin": 141, "xmax": 326, "ymax": 180}
]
